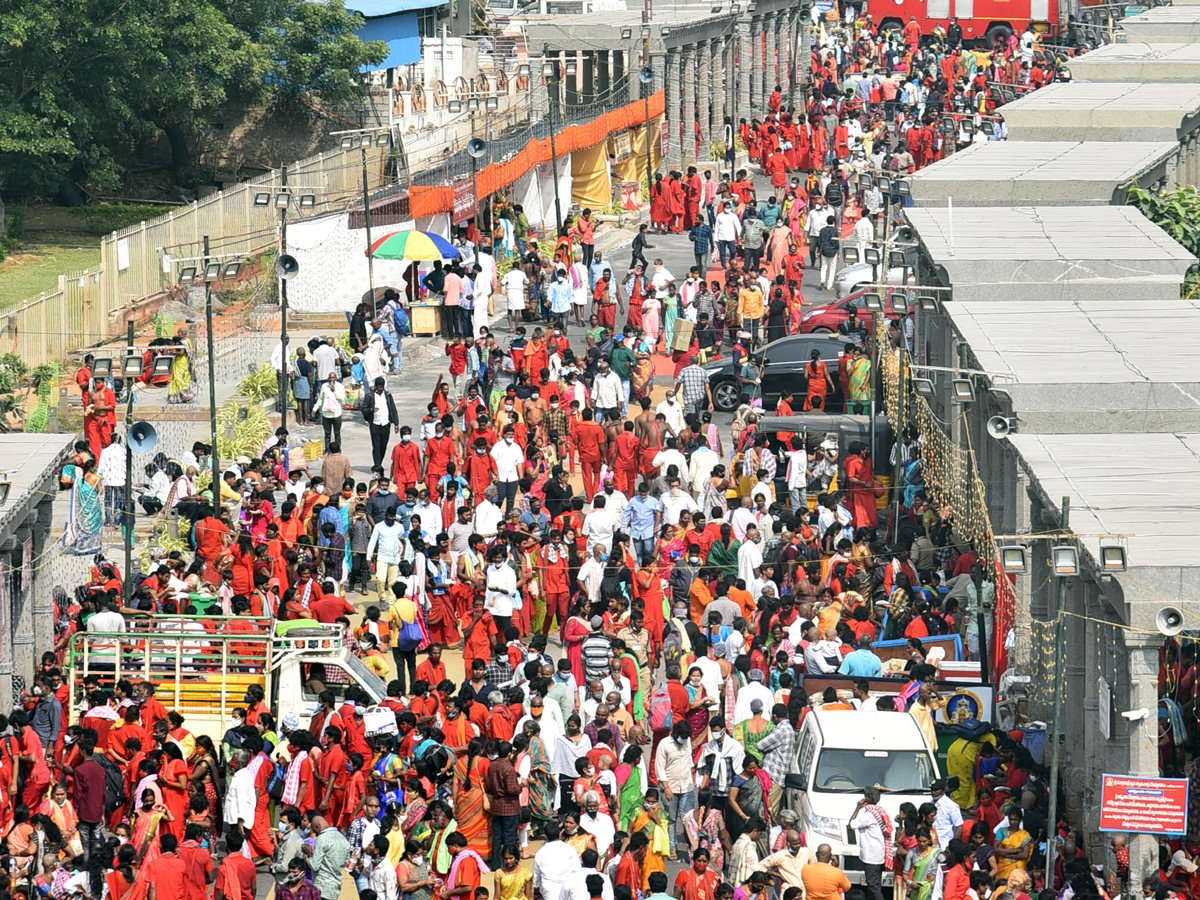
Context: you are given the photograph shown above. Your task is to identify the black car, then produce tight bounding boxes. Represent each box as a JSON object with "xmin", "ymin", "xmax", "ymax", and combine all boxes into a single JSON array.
[{"xmin": 702, "ymin": 334, "xmax": 849, "ymax": 412}]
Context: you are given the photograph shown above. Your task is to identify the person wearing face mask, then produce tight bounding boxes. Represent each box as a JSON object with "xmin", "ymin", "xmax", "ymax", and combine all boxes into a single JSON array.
[
  {"xmin": 631, "ymin": 788, "xmax": 668, "ymax": 887},
  {"xmin": 270, "ymin": 808, "xmax": 307, "ymax": 886},
  {"xmin": 673, "ymin": 845, "xmax": 720, "ymax": 900},
  {"xmin": 654, "ymin": 720, "xmax": 697, "ymax": 861},
  {"xmin": 490, "ymin": 426, "xmax": 525, "ymax": 515},
  {"xmin": 699, "ymin": 716, "xmax": 745, "ymax": 810},
  {"xmin": 548, "ymin": 267, "xmax": 573, "ymax": 331},
  {"xmin": 759, "ymin": 829, "xmax": 817, "ymax": 892}
]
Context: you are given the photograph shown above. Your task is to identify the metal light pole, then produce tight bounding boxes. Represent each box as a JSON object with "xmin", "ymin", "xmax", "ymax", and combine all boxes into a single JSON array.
[
  {"xmin": 1046, "ymin": 498, "xmax": 1071, "ymax": 885},
  {"xmin": 640, "ymin": 65, "xmax": 655, "ymax": 199},
  {"xmin": 202, "ymin": 236, "xmax": 221, "ymax": 496},
  {"xmin": 543, "ymin": 47, "xmax": 566, "ymax": 232},
  {"xmin": 278, "ymin": 166, "xmax": 289, "ymax": 431},
  {"xmin": 122, "ymin": 319, "xmax": 135, "ymax": 601}
]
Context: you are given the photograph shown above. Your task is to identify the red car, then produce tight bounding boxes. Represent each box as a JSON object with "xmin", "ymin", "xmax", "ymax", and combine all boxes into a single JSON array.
[{"xmin": 799, "ymin": 287, "xmax": 905, "ymax": 335}]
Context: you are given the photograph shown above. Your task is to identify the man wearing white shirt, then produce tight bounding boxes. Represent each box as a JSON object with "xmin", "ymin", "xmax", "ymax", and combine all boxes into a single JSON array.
[
  {"xmin": 732, "ymin": 672, "xmax": 774, "ymax": 725},
  {"xmin": 484, "ymin": 545, "xmax": 519, "ymax": 630},
  {"xmin": 312, "ymin": 338, "xmax": 339, "ymax": 381},
  {"xmin": 412, "ymin": 494, "xmax": 443, "ymax": 537},
  {"xmin": 714, "ymin": 203, "xmax": 741, "ymax": 268},
  {"xmin": 655, "ymin": 390, "xmax": 686, "ymax": 434},
  {"xmin": 501, "ymin": 267, "xmax": 527, "ymax": 331},
  {"xmin": 533, "ymin": 822, "xmax": 583, "ymax": 900},
  {"xmin": 582, "ymin": 495, "xmax": 618, "ymax": 553},
  {"xmin": 475, "ymin": 246, "xmax": 497, "ymax": 338},
  {"xmin": 651, "ymin": 440, "xmax": 687, "ymax": 481},
  {"xmin": 688, "ymin": 442, "xmax": 720, "ymax": 495},
  {"xmin": 473, "ymin": 487, "xmax": 503, "ymax": 539},
  {"xmin": 660, "ymin": 477, "xmax": 698, "ymax": 526},
  {"xmin": 850, "ymin": 787, "xmax": 892, "ymax": 900},
  {"xmin": 592, "ymin": 360, "xmax": 623, "ymax": 419},
  {"xmin": 594, "ymin": 479, "xmax": 627, "ymax": 526},
  {"xmin": 650, "ymin": 259, "xmax": 675, "ymax": 299},
  {"xmin": 490, "ymin": 426, "xmax": 526, "ymax": 513},
  {"xmin": 692, "ymin": 638, "xmax": 723, "ymax": 700},
  {"xmin": 738, "ymin": 524, "xmax": 764, "ymax": 585}
]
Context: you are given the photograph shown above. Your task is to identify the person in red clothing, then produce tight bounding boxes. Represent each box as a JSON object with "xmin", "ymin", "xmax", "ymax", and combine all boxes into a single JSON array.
[
  {"xmin": 573, "ymin": 408, "xmax": 606, "ymax": 499},
  {"xmin": 941, "ymin": 839, "xmax": 974, "ymax": 900},
  {"xmin": 294, "ymin": 564, "xmax": 326, "ymax": 609},
  {"xmin": 460, "ymin": 596, "xmax": 497, "ymax": 673},
  {"xmin": 611, "ymin": 421, "xmax": 641, "ymax": 496},
  {"xmin": 684, "ymin": 167, "xmax": 702, "ymax": 230},
  {"xmin": 902, "ymin": 15, "xmax": 921, "ymax": 49},
  {"xmin": 311, "ymin": 591, "xmax": 354, "ymax": 624},
  {"xmin": 421, "ymin": 420, "xmax": 459, "ymax": 500},
  {"xmin": 667, "ymin": 173, "xmax": 685, "ymax": 234},
  {"xmin": 193, "ymin": 511, "xmax": 229, "ymax": 584},
  {"xmin": 540, "ymin": 530, "xmax": 572, "ymax": 637},
  {"xmin": 146, "ymin": 833, "xmax": 190, "ymax": 900},
  {"xmin": 390, "ymin": 425, "xmax": 422, "ymax": 496},
  {"xmin": 213, "ymin": 831, "xmax": 257, "ymax": 900},
  {"xmin": 317, "ymin": 726, "xmax": 348, "ymax": 830},
  {"xmin": 465, "ymin": 437, "xmax": 497, "ymax": 499},
  {"xmin": 446, "ymin": 338, "xmax": 469, "ymax": 397},
  {"xmin": 178, "ymin": 823, "xmax": 215, "ymax": 900},
  {"xmin": 415, "ymin": 644, "xmax": 448, "ymax": 687},
  {"xmin": 137, "ymin": 681, "xmax": 169, "ymax": 735},
  {"xmin": 616, "ymin": 835, "xmax": 648, "ymax": 894},
  {"xmin": 765, "ymin": 147, "xmax": 789, "ymax": 197},
  {"xmin": 674, "ymin": 846, "xmax": 720, "ymax": 900}
]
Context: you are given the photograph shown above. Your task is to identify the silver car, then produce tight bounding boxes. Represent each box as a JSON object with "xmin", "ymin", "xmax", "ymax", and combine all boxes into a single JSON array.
[{"xmin": 833, "ymin": 263, "xmax": 915, "ymax": 299}]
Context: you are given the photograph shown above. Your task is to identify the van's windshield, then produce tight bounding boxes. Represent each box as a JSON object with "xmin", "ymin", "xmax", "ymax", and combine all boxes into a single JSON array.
[
  {"xmin": 812, "ymin": 748, "xmax": 934, "ymax": 793},
  {"xmin": 344, "ymin": 654, "xmax": 388, "ymax": 700}
]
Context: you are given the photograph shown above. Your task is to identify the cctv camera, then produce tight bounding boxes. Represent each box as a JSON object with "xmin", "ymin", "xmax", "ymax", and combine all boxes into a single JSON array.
[{"xmin": 1120, "ymin": 708, "xmax": 1151, "ymax": 721}]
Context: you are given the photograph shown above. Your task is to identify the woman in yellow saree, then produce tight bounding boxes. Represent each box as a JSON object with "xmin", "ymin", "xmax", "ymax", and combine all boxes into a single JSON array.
[{"xmin": 632, "ymin": 787, "xmax": 668, "ymax": 891}]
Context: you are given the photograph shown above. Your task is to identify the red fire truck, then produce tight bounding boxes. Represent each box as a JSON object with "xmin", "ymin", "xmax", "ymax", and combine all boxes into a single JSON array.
[{"xmin": 865, "ymin": 0, "xmax": 1059, "ymax": 47}]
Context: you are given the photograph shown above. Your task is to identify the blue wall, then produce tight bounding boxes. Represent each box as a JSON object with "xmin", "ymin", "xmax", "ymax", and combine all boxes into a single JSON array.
[{"xmin": 357, "ymin": 11, "xmax": 422, "ymax": 68}]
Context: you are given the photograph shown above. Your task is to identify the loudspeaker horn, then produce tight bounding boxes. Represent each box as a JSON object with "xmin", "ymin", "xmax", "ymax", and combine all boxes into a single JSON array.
[
  {"xmin": 1157, "ymin": 606, "xmax": 1185, "ymax": 637},
  {"xmin": 277, "ymin": 254, "xmax": 300, "ymax": 280},
  {"xmin": 987, "ymin": 415, "xmax": 1016, "ymax": 439},
  {"xmin": 128, "ymin": 421, "xmax": 158, "ymax": 453},
  {"xmin": 466, "ymin": 138, "xmax": 488, "ymax": 159}
]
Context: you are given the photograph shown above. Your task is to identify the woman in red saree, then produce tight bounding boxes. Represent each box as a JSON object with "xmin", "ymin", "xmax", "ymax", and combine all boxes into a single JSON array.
[
  {"xmin": 131, "ymin": 789, "xmax": 171, "ymax": 865},
  {"xmin": 802, "ymin": 349, "xmax": 835, "ymax": 411},
  {"xmin": 105, "ymin": 845, "xmax": 137, "ymax": 900},
  {"xmin": 635, "ymin": 561, "xmax": 666, "ymax": 651},
  {"xmin": 159, "ymin": 743, "xmax": 190, "ymax": 840},
  {"xmin": 650, "ymin": 175, "xmax": 671, "ymax": 233},
  {"xmin": 452, "ymin": 740, "xmax": 492, "ymax": 856},
  {"xmin": 564, "ymin": 601, "xmax": 591, "ymax": 688}
]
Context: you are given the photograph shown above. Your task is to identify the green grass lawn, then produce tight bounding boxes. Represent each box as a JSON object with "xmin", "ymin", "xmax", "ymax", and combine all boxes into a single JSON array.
[{"xmin": 0, "ymin": 232, "xmax": 102, "ymax": 310}]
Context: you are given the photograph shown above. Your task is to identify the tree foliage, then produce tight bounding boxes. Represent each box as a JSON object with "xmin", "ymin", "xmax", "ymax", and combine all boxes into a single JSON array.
[
  {"xmin": 1126, "ymin": 185, "xmax": 1200, "ymax": 259},
  {"xmin": 0, "ymin": 0, "xmax": 388, "ymax": 194}
]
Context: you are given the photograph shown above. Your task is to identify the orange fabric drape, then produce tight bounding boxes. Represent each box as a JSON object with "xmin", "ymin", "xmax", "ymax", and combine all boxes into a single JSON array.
[{"xmin": 409, "ymin": 91, "xmax": 666, "ymax": 220}]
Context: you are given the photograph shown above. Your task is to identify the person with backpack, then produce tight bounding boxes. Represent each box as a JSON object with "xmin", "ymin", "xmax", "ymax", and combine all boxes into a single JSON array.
[
  {"xmin": 817, "ymin": 216, "xmax": 841, "ymax": 291},
  {"xmin": 72, "ymin": 734, "xmax": 108, "ymax": 865}
]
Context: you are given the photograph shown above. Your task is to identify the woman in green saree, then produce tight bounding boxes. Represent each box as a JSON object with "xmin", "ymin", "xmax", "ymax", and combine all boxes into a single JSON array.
[
  {"xmin": 903, "ymin": 826, "xmax": 939, "ymax": 900},
  {"xmin": 614, "ymin": 745, "xmax": 643, "ymax": 831},
  {"xmin": 62, "ymin": 457, "xmax": 103, "ymax": 555},
  {"xmin": 706, "ymin": 523, "xmax": 741, "ymax": 578}
]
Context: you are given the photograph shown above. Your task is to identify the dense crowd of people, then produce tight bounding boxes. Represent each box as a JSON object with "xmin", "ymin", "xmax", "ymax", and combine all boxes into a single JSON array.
[{"xmin": 28, "ymin": 11, "xmax": 1137, "ymax": 900}]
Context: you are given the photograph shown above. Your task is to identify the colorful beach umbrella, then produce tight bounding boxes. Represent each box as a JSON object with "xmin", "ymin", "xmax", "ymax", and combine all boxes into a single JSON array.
[{"xmin": 367, "ymin": 230, "xmax": 459, "ymax": 261}]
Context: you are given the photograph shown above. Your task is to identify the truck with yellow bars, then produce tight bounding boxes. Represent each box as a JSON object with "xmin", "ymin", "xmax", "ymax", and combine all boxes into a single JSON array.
[{"xmin": 67, "ymin": 616, "xmax": 388, "ymax": 741}]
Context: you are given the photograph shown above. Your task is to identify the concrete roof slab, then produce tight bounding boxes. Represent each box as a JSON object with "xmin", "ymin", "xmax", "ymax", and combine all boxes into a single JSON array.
[
  {"xmin": 1000, "ymin": 81, "xmax": 1200, "ymax": 141},
  {"xmin": 1121, "ymin": 5, "xmax": 1200, "ymax": 43},
  {"xmin": 908, "ymin": 140, "xmax": 1178, "ymax": 206},
  {"xmin": 1007, "ymin": 432, "xmax": 1200, "ymax": 569},
  {"xmin": 1070, "ymin": 41, "xmax": 1200, "ymax": 82}
]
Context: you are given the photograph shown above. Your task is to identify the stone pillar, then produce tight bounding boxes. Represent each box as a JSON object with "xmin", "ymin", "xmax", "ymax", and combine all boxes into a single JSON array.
[
  {"xmin": 769, "ymin": 13, "xmax": 781, "ymax": 96},
  {"xmin": 749, "ymin": 17, "xmax": 762, "ymax": 116},
  {"xmin": 711, "ymin": 38, "xmax": 726, "ymax": 153},
  {"xmin": 666, "ymin": 46, "xmax": 681, "ymax": 169},
  {"xmin": 798, "ymin": 9, "xmax": 812, "ymax": 105},
  {"xmin": 1126, "ymin": 635, "xmax": 1164, "ymax": 892},
  {"xmin": 682, "ymin": 44, "xmax": 697, "ymax": 164},
  {"xmin": 736, "ymin": 21, "xmax": 751, "ymax": 123},
  {"xmin": 779, "ymin": 12, "xmax": 792, "ymax": 109},
  {"xmin": 582, "ymin": 52, "xmax": 595, "ymax": 105},
  {"xmin": 697, "ymin": 40, "xmax": 712, "ymax": 155},
  {"xmin": 597, "ymin": 50, "xmax": 610, "ymax": 99},
  {"xmin": 564, "ymin": 51, "xmax": 579, "ymax": 106}
]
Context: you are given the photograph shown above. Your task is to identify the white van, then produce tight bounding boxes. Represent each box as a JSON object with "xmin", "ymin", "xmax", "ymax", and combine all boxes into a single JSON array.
[{"xmin": 784, "ymin": 708, "xmax": 940, "ymax": 884}]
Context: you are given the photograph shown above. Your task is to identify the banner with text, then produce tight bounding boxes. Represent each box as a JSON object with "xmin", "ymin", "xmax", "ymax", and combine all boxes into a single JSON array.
[{"xmin": 1100, "ymin": 775, "xmax": 1189, "ymax": 834}]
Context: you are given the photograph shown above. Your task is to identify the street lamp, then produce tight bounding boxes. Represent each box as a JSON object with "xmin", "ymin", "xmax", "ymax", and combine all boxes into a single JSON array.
[
  {"xmin": 639, "ymin": 66, "xmax": 655, "ymax": 210},
  {"xmin": 543, "ymin": 46, "xmax": 565, "ymax": 231},
  {"xmin": 467, "ymin": 137, "xmax": 490, "ymax": 241},
  {"xmin": 333, "ymin": 127, "xmax": 392, "ymax": 313}
]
